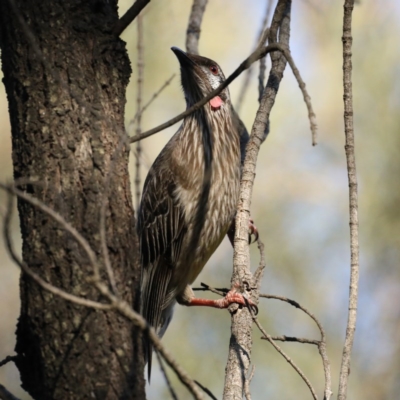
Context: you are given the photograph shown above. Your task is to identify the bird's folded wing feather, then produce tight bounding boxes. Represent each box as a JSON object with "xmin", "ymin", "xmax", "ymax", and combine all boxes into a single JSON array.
[{"xmin": 138, "ymin": 166, "xmax": 187, "ymax": 332}]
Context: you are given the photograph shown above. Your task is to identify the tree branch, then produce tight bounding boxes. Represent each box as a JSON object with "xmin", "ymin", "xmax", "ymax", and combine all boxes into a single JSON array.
[
  {"xmin": 113, "ymin": 0, "xmax": 150, "ymax": 36},
  {"xmin": 0, "ymin": 384, "xmax": 21, "ymax": 400},
  {"xmin": 222, "ymin": 2, "xmax": 292, "ymax": 398},
  {"xmin": 236, "ymin": 0, "xmax": 274, "ymax": 112},
  {"xmin": 252, "ymin": 315, "xmax": 318, "ymax": 400},
  {"xmin": 0, "ymin": 356, "xmax": 18, "ymax": 368},
  {"xmin": 338, "ymin": 1, "xmax": 359, "ymax": 399},
  {"xmin": 186, "ymin": 0, "xmax": 208, "ymax": 55},
  {"xmin": 127, "ymin": 73, "xmax": 176, "ymax": 132},
  {"xmin": 260, "ymin": 293, "xmax": 332, "ymax": 399}
]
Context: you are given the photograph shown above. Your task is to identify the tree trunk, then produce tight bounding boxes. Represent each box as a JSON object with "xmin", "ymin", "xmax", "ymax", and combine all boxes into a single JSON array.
[{"xmin": 0, "ymin": 1, "xmax": 145, "ymax": 399}]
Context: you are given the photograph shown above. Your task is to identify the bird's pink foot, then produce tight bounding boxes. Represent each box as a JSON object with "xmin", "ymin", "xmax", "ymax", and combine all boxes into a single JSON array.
[{"xmin": 186, "ymin": 284, "xmax": 257, "ymax": 314}]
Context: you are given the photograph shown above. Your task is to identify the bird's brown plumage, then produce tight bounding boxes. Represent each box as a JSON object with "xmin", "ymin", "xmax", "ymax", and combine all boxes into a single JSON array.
[{"xmin": 138, "ymin": 47, "xmax": 241, "ymax": 378}]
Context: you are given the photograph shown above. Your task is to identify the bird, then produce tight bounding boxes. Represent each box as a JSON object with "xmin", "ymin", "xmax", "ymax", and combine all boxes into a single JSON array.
[{"xmin": 137, "ymin": 47, "xmax": 256, "ymax": 379}]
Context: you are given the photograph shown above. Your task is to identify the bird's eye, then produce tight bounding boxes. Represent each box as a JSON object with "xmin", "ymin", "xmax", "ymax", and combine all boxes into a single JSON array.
[{"xmin": 209, "ymin": 65, "xmax": 218, "ymax": 75}]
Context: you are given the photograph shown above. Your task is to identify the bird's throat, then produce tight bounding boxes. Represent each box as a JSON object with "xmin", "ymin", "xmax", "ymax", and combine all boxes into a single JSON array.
[{"xmin": 210, "ymin": 95, "xmax": 223, "ymax": 110}]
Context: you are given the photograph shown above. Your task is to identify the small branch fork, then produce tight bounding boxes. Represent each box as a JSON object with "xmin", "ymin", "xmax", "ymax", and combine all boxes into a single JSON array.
[
  {"xmin": 338, "ymin": 1, "xmax": 359, "ymax": 400},
  {"xmin": 259, "ymin": 294, "xmax": 332, "ymax": 400},
  {"xmin": 196, "ymin": 245, "xmax": 332, "ymax": 400},
  {"xmin": 0, "ymin": 182, "xmax": 206, "ymax": 400}
]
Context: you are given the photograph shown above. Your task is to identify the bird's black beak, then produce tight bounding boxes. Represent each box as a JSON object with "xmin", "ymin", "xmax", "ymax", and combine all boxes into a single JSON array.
[
  {"xmin": 171, "ymin": 47, "xmax": 196, "ymax": 67},
  {"xmin": 171, "ymin": 46, "xmax": 203, "ymax": 105}
]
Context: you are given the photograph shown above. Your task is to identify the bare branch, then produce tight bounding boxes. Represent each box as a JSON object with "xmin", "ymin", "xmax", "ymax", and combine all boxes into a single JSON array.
[
  {"xmin": 260, "ymin": 294, "xmax": 324, "ymax": 334},
  {"xmin": 113, "ymin": 0, "xmax": 150, "ymax": 36},
  {"xmin": 244, "ymin": 365, "xmax": 255, "ymax": 400},
  {"xmin": 127, "ymin": 73, "xmax": 176, "ymax": 132},
  {"xmin": 253, "ymin": 239, "xmax": 266, "ymax": 286},
  {"xmin": 263, "ymin": 335, "xmax": 320, "ymax": 346},
  {"xmin": 0, "ymin": 384, "xmax": 21, "ymax": 400},
  {"xmin": 186, "ymin": 0, "xmax": 208, "ymax": 55},
  {"xmin": 0, "ymin": 356, "xmax": 18, "ymax": 368},
  {"xmin": 260, "ymin": 293, "xmax": 332, "ymax": 399},
  {"xmin": 338, "ymin": 1, "xmax": 359, "ymax": 399},
  {"xmin": 194, "ymin": 381, "xmax": 218, "ymax": 400},
  {"xmin": 252, "ymin": 315, "xmax": 318, "ymax": 400},
  {"xmin": 236, "ymin": 0, "xmax": 275, "ymax": 113},
  {"xmin": 223, "ymin": 2, "xmax": 292, "ymax": 398},
  {"xmin": 0, "ymin": 190, "xmax": 112, "ymax": 311},
  {"xmin": 155, "ymin": 351, "xmax": 179, "ymax": 400}
]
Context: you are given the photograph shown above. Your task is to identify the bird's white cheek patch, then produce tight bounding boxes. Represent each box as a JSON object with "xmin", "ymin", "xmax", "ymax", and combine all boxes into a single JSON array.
[{"xmin": 210, "ymin": 96, "xmax": 223, "ymax": 110}]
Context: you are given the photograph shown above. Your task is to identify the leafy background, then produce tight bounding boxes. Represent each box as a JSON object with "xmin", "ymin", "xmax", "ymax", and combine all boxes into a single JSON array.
[{"xmin": 1, "ymin": 0, "xmax": 399, "ymax": 398}]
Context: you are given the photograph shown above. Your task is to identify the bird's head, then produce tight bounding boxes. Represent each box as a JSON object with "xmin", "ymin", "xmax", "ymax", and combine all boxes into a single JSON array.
[{"xmin": 171, "ymin": 47, "xmax": 230, "ymax": 111}]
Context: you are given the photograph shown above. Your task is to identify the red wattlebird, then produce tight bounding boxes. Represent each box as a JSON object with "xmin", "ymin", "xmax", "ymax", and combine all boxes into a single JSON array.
[{"xmin": 138, "ymin": 47, "xmax": 256, "ymax": 379}]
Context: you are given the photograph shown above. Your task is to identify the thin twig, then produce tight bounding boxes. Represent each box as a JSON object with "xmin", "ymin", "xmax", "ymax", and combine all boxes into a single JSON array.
[
  {"xmin": 263, "ymin": 335, "xmax": 320, "ymax": 346},
  {"xmin": 0, "ymin": 384, "xmax": 21, "ymax": 400},
  {"xmin": 253, "ymin": 239, "xmax": 266, "ymax": 286},
  {"xmin": 1, "ymin": 192, "xmax": 112, "ymax": 311},
  {"xmin": 113, "ymin": 0, "xmax": 150, "ymax": 36},
  {"xmin": 260, "ymin": 293, "xmax": 332, "ymax": 399},
  {"xmin": 194, "ymin": 381, "xmax": 218, "ymax": 400},
  {"xmin": 155, "ymin": 350, "xmax": 179, "ymax": 400},
  {"xmin": 127, "ymin": 74, "xmax": 176, "ymax": 132},
  {"xmin": 252, "ymin": 314, "xmax": 318, "ymax": 400},
  {"xmin": 338, "ymin": 1, "xmax": 359, "ymax": 399},
  {"xmin": 129, "ymin": 42, "xmax": 317, "ymax": 145},
  {"xmin": 192, "ymin": 282, "xmax": 227, "ymax": 297},
  {"xmin": 0, "ymin": 356, "xmax": 18, "ymax": 368},
  {"xmin": 236, "ymin": 0, "xmax": 274, "ymax": 113},
  {"xmin": 135, "ymin": 13, "xmax": 144, "ymax": 211},
  {"xmin": 260, "ymin": 294, "xmax": 324, "ymax": 334},
  {"xmin": 186, "ymin": 0, "xmax": 208, "ymax": 55},
  {"xmin": 244, "ymin": 365, "xmax": 255, "ymax": 400}
]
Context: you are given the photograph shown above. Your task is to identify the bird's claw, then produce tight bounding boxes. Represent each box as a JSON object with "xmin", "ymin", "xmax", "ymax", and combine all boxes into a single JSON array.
[{"xmin": 248, "ymin": 218, "xmax": 259, "ymax": 244}]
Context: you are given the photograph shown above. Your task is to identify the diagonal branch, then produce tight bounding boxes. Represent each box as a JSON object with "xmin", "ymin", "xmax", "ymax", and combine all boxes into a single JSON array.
[
  {"xmin": 236, "ymin": 0, "xmax": 274, "ymax": 113},
  {"xmin": 113, "ymin": 0, "xmax": 150, "ymax": 36},
  {"xmin": 252, "ymin": 315, "xmax": 318, "ymax": 400},
  {"xmin": 0, "ymin": 384, "xmax": 21, "ymax": 400},
  {"xmin": 260, "ymin": 293, "xmax": 332, "ymax": 399},
  {"xmin": 338, "ymin": 1, "xmax": 359, "ymax": 399}
]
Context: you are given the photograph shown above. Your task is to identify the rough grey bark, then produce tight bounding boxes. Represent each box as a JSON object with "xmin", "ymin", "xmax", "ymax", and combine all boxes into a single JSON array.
[
  {"xmin": 222, "ymin": 1, "xmax": 291, "ymax": 399},
  {"xmin": 0, "ymin": 1, "xmax": 145, "ymax": 399}
]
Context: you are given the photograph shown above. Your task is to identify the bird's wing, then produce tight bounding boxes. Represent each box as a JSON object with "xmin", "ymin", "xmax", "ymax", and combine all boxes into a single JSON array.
[
  {"xmin": 138, "ymin": 162, "xmax": 187, "ymax": 332},
  {"xmin": 138, "ymin": 162, "xmax": 187, "ymax": 380}
]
